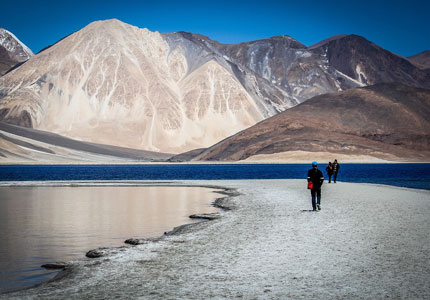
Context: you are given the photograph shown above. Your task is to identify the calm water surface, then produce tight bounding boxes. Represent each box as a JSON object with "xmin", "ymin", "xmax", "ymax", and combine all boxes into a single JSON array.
[
  {"xmin": 0, "ymin": 186, "xmax": 220, "ymax": 293},
  {"xmin": 0, "ymin": 163, "xmax": 429, "ymax": 189}
]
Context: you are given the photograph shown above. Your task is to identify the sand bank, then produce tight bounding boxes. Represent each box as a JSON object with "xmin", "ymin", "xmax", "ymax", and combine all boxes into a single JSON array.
[
  {"xmin": 243, "ymin": 150, "xmax": 425, "ymax": 163},
  {"xmin": 2, "ymin": 180, "xmax": 429, "ymax": 299}
]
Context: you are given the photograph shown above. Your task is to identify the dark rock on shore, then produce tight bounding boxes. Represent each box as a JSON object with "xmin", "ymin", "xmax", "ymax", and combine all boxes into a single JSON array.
[
  {"xmin": 41, "ymin": 262, "xmax": 70, "ymax": 269},
  {"xmin": 189, "ymin": 213, "xmax": 220, "ymax": 220},
  {"xmin": 86, "ymin": 249, "xmax": 106, "ymax": 258},
  {"xmin": 124, "ymin": 237, "xmax": 162, "ymax": 245},
  {"xmin": 124, "ymin": 238, "xmax": 145, "ymax": 245}
]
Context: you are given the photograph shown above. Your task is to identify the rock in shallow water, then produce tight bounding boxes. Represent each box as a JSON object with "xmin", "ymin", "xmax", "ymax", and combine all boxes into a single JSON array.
[
  {"xmin": 41, "ymin": 262, "xmax": 70, "ymax": 269},
  {"xmin": 124, "ymin": 237, "xmax": 162, "ymax": 245},
  {"xmin": 85, "ymin": 249, "xmax": 105, "ymax": 258},
  {"xmin": 189, "ymin": 213, "xmax": 220, "ymax": 220},
  {"xmin": 124, "ymin": 238, "xmax": 144, "ymax": 245}
]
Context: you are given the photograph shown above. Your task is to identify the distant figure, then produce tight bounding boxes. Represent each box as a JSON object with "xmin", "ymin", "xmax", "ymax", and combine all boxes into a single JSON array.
[
  {"xmin": 333, "ymin": 159, "xmax": 340, "ymax": 183},
  {"xmin": 326, "ymin": 162, "xmax": 333, "ymax": 183},
  {"xmin": 307, "ymin": 161, "xmax": 324, "ymax": 211}
]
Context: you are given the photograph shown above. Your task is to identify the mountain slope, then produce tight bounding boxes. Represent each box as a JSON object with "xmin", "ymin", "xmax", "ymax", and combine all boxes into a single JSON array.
[
  {"xmin": 172, "ymin": 32, "xmax": 362, "ymax": 110},
  {"xmin": 309, "ymin": 35, "xmax": 430, "ymax": 88},
  {"xmin": 0, "ymin": 122, "xmax": 171, "ymax": 163},
  {"xmin": 408, "ymin": 50, "xmax": 430, "ymax": 69},
  {"xmin": 0, "ymin": 20, "xmax": 429, "ymax": 157},
  {"xmin": 0, "ymin": 20, "xmax": 265, "ymax": 153},
  {"xmin": 0, "ymin": 28, "xmax": 34, "ymax": 76},
  {"xmin": 192, "ymin": 83, "xmax": 430, "ymax": 161}
]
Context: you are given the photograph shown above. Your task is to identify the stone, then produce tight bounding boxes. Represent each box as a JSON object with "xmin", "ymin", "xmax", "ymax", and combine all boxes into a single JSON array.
[
  {"xmin": 41, "ymin": 262, "xmax": 69, "ymax": 269},
  {"xmin": 189, "ymin": 213, "xmax": 220, "ymax": 220},
  {"xmin": 85, "ymin": 249, "xmax": 105, "ymax": 258}
]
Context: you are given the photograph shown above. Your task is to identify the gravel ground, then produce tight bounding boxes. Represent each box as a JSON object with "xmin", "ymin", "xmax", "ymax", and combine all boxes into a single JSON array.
[{"xmin": 2, "ymin": 180, "xmax": 430, "ymax": 299}]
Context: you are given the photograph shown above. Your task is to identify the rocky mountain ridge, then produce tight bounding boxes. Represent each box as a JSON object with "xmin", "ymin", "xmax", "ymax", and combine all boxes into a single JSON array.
[
  {"xmin": 408, "ymin": 50, "xmax": 430, "ymax": 69},
  {"xmin": 0, "ymin": 28, "xmax": 34, "ymax": 76},
  {"xmin": 309, "ymin": 34, "xmax": 430, "ymax": 88},
  {"xmin": 0, "ymin": 19, "xmax": 429, "ymax": 157}
]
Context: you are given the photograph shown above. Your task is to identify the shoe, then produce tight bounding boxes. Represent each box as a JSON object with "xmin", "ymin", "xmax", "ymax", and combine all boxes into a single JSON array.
[{"xmin": 317, "ymin": 204, "xmax": 321, "ymax": 211}]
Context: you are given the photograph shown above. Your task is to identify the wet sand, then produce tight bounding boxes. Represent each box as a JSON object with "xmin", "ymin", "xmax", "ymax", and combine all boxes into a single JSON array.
[{"xmin": 1, "ymin": 180, "xmax": 429, "ymax": 299}]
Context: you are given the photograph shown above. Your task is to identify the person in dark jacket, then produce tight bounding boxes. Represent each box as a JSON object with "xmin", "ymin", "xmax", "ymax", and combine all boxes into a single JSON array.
[
  {"xmin": 307, "ymin": 161, "xmax": 324, "ymax": 211},
  {"xmin": 326, "ymin": 161, "xmax": 333, "ymax": 183},
  {"xmin": 333, "ymin": 159, "xmax": 340, "ymax": 183}
]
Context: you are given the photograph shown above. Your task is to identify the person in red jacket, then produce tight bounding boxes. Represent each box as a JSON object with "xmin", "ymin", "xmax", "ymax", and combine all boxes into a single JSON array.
[{"xmin": 307, "ymin": 161, "xmax": 324, "ymax": 211}]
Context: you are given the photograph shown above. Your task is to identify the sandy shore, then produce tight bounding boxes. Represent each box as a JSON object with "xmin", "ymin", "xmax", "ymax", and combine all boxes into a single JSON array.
[{"xmin": 2, "ymin": 180, "xmax": 429, "ymax": 299}]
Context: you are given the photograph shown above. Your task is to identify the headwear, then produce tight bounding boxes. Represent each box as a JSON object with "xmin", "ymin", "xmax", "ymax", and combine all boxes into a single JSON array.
[{"xmin": 312, "ymin": 161, "xmax": 318, "ymax": 167}]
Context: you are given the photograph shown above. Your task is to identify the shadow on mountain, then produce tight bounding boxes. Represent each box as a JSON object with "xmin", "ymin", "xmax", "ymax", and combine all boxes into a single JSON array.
[{"xmin": 0, "ymin": 122, "xmax": 172, "ymax": 163}]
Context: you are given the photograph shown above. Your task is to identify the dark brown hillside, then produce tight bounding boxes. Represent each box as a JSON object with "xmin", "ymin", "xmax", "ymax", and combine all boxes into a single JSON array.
[
  {"xmin": 408, "ymin": 50, "xmax": 430, "ymax": 69},
  {"xmin": 0, "ymin": 46, "xmax": 18, "ymax": 75},
  {"xmin": 309, "ymin": 35, "xmax": 430, "ymax": 89},
  {"xmin": 193, "ymin": 83, "xmax": 430, "ymax": 161}
]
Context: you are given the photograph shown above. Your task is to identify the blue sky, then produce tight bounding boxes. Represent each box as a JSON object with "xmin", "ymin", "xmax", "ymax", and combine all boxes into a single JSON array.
[{"xmin": 2, "ymin": 0, "xmax": 429, "ymax": 57}]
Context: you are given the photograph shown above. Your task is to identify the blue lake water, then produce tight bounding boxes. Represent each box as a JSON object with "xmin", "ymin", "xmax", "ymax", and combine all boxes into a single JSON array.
[{"xmin": 0, "ymin": 163, "xmax": 429, "ymax": 190}]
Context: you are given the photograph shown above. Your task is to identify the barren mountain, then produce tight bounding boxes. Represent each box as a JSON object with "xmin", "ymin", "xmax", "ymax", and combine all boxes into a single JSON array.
[
  {"xmin": 0, "ymin": 20, "xmax": 429, "ymax": 157},
  {"xmin": 191, "ymin": 83, "xmax": 430, "ymax": 162},
  {"xmin": 408, "ymin": 50, "xmax": 430, "ymax": 69},
  {"xmin": 1, "ymin": 20, "xmax": 352, "ymax": 154},
  {"xmin": 0, "ymin": 28, "xmax": 34, "ymax": 76},
  {"xmin": 308, "ymin": 35, "xmax": 430, "ymax": 89},
  {"xmin": 172, "ymin": 32, "xmax": 363, "ymax": 111},
  {"xmin": 0, "ymin": 20, "xmax": 265, "ymax": 153}
]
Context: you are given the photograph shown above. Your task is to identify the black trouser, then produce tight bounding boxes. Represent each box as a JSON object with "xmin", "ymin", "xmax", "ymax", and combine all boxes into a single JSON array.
[
  {"xmin": 328, "ymin": 173, "xmax": 332, "ymax": 183},
  {"xmin": 310, "ymin": 187, "xmax": 321, "ymax": 210},
  {"xmin": 333, "ymin": 171, "xmax": 338, "ymax": 183}
]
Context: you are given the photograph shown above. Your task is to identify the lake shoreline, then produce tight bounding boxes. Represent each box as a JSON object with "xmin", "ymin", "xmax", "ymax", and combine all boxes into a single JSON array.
[
  {"xmin": 0, "ymin": 182, "xmax": 239, "ymax": 295},
  {"xmin": 1, "ymin": 159, "xmax": 430, "ymax": 165},
  {"xmin": 2, "ymin": 180, "xmax": 430, "ymax": 299}
]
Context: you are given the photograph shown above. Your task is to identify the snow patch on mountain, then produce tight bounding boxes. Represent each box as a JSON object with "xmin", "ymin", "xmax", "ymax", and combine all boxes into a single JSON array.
[
  {"xmin": 355, "ymin": 64, "xmax": 368, "ymax": 84},
  {"xmin": 0, "ymin": 29, "xmax": 34, "ymax": 61}
]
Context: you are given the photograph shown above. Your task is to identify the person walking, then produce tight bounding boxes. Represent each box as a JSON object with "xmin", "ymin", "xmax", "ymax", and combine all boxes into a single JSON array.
[
  {"xmin": 325, "ymin": 162, "xmax": 333, "ymax": 183},
  {"xmin": 307, "ymin": 161, "xmax": 324, "ymax": 211},
  {"xmin": 333, "ymin": 159, "xmax": 340, "ymax": 183}
]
